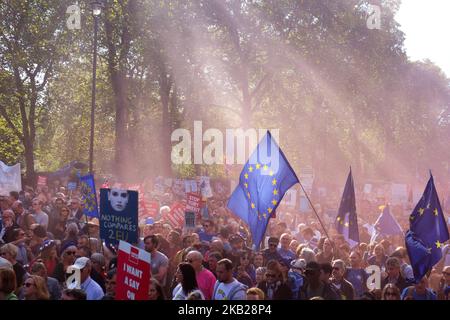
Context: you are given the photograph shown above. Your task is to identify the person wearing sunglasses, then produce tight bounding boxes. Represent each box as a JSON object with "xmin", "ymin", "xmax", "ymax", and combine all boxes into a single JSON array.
[
  {"xmin": 257, "ymin": 260, "xmax": 292, "ymax": 300},
  {"xmin": 198, "ymin": 219, "xmax": 217, "ymax": 243},
  {"xmin": 262, "ymin": 237, "xmax": 283, "ymax": 267},
  {"xmin": 234, "ymin": 250, "xmax": 256, "ymax": 286},
  {"xmin": 331, "ymin": 259, "xmax": 355, "ymax": 300},
  {"xmin": 381, "ymin": 283, "xmax": 400, "ymax": 300},
  {"xmin": 22, "ymin": 275, "xmax": 50, "ymax": 300},
  {"xmin": 52, "ymin": 244, "xmax": 77, "ymax": 283},
  {"xmin": 299, "ymin": 261, "xmax": 339, "ymax": 300}
]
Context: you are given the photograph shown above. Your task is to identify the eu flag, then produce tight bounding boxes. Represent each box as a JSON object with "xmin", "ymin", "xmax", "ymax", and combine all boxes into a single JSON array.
[
  {"xmin": 405, "ymin": 173, "xmax": 449, "ymax": 283},
  {"xmin": 227, "ymin": 131, "xmax": 299, "ymax": 249},
  {"xmin": 373, "ymin": 205, "xmax": 403, "ymax": 238},
  {"xmin": 335, "ymin": 169, "xmax": 359, "ymax": 246},
  {"xmin": 79, "ymin": 174, "xmax": 99, "ymax": 218}
]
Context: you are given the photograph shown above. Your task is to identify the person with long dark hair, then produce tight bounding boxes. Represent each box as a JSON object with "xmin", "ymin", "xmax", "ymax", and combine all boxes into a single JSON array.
[{"xmin": 172, "ymin": 262, "xmax": 204, "ymax": 300}]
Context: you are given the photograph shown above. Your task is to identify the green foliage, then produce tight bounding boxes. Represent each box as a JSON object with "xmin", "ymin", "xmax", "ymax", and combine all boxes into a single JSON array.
[{"xmin": 0, "ymin": 0, "xmax": 449, "ymax": 186}]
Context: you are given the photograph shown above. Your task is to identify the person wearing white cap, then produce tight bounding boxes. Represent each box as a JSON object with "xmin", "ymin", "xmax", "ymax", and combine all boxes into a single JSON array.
[{"xmin": 72, "ymin": 257, "xmax": 104, "ymax": 300}]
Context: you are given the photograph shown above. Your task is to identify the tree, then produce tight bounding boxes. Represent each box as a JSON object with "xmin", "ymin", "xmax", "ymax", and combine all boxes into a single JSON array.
[{"xmin": 0, "ymin": 0, "xmax": 71, "ymax": 183}]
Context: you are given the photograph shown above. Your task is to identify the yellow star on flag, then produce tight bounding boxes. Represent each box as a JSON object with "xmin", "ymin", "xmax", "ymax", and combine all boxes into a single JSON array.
[
  {"xmin": 263, "ymin": 213, "xmax": 267, "ymax": 218},
  {"xmin": 249, "ymin": 166, "xmax": 253, "ymax": 172},
  {"xmin": 251, "ymin": 203, "xmax": 255, "ymax": 209},
  {"xmin": 272, "ymin": 178, "xmax": 277, "ymax": 186},
  {"xmin": 273, "ymin": 189, "xmax": 278, "ymax": 195},
  {"xmin": 337, "ymin": 216, "xmax": 341, "ymax": 221},
  {"xmin": 433, "ymin": 208, "xmax": 438, "ymax": 216},
  {"xmin": 244, "ymin": 173, "xmax": 248, "ymax": 179},
  {"xmin": 271, "ymin": 199, "xmax": 278, "ymax": 206},
  {"xmin": 268, "ymin": 207, "xmax": 272, "ymax": 213},
  {"xmin": 263, "ymin": 165, "xmax": 268, "ymax": 171},
  {"xmin": 244, "ymin": 183, "xmax": 248, "ymax": 188},
  {"xmin": 418, "ymin": 208, "xmax": 425, "ymax": 216},
  {"xmin": 247, "ymin": 192, "xmax": 250, "ymax": 198},
  {"xmin": 435, "ymin": 240, "xmax": 442, "ymax": 248},
  {"xmin": 269, "ymin": 170, "xmax": 274, "ymax": 176},
  {"xmin": 344, "ymin": 222, "xmax": 349, "ymax": 227},
  {"xmin": 256, "ymin": 163, "xmax": 261, "ymax": 169}
]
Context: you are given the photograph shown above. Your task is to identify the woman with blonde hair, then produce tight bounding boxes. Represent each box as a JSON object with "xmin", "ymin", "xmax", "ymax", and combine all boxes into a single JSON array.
[{"xmin": 23, "ymin": 275, "xmax": 50, "ymax": 300}]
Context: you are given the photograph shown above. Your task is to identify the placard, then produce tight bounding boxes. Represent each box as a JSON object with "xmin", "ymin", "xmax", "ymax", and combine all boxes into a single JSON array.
[{"xmin": 116, "ymin": 241, "xmax": 151, "ymax": 300}]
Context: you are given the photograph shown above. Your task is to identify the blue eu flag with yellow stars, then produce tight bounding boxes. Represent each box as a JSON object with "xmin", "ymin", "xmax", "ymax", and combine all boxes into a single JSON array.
[
  {"xmin": 227, "ymin": 131, "xmax": 299, "ymax": 249},
  {"xmin": 79, "ymin": 174, "xmax": 99, "ymax": 218},
  {"xmin": 405, "ymin": 173, "xmax": 449, "ymax": 283},
  {"xmin": 335, "ymin": 169, "xmax": 359, "ymax": 247}
]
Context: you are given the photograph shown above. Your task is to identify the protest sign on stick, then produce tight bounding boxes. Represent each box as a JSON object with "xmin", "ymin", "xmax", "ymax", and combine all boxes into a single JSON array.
[
  {"xmin": 100, "ymin": 188, "xmax": 139, "ymax": 246},
  {"xmin": 116, "ymin": 240, "xmax": 151, "ymax": 300}
]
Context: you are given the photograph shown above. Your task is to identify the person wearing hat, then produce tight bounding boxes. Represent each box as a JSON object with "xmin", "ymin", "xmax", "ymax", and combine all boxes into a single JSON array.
[
  {"xmin": 35, "ymin": 239, "xmax": 59, "ymax": 276},
  {"xmin": 298, "ymin": 261, "xmax": 339, "ymax": 300},
  {"xmin": 287, "ymin": 259, "xmax": 306, "ymax": 299},
  {"xmin": 72, "ymin": 257, "xmax": 104, "ymax": 300},
  {"xmin": 262, "ymin": 237, "xmax": 283, "ymax": 266}
]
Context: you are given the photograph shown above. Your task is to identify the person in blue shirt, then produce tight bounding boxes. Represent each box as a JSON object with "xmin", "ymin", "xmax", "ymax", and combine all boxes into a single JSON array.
[
  {"xmin": 197, "ymin": 219, "xmax": 217, "ymax": 243},
  {"xmin": 277, "ymin": 233, "xmax": 296, "ymax": 265},
  {"xmin": 73, "ymin": 257, "xmax": 104, "ymax": 300},
  {"xmin": 345, "ymin": 251, "xmax": 368, "ymax": 299},
  {"xmin": 401, "ymin": 276, "xmax": 437, "ymax": 300}
]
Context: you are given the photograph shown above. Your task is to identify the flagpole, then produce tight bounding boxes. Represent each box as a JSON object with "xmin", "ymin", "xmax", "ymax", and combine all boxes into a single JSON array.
[{"xmin": 297, "ymin": 180, "xmax": 330, "ymax": 240}]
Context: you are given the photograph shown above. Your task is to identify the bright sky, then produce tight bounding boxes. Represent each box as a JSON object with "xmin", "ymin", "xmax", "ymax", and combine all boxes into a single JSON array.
[{"xmin": 395, "ymin": 0, "xmax": 450, "ymax": 78}]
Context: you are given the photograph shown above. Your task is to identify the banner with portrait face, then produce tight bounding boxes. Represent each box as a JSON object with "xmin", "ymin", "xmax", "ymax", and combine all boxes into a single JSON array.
[{"xmin": 100, "ymin": 188, "xmax": 139, "ymax": 246}]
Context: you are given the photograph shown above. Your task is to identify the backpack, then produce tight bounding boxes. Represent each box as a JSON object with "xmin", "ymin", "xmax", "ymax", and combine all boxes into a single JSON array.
[{"xmin": 212, "ymin": 280, "xmax": 248, "ymax": 300}]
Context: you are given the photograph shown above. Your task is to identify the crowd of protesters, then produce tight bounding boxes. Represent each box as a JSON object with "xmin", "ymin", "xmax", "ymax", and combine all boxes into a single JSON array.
[{"xmin": 0, "ymin": 180, "xmax": 449, "ymax": 301}]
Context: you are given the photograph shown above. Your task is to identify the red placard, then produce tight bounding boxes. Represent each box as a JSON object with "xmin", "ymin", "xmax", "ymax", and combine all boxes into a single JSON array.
[
  {"xmin": 115, "ymin": 241, "xmax": 151, "ymax": 300},
  {"xmin": 164, "ymin": 201, "xmax": 185, "ymax": 228},
  {"xmin": 186, "ymin": 193, "xmax": 201, "ymax": 213},
  {"xmin": 37, "ymin": 175, "xmax": 47, "ymax": 186}
]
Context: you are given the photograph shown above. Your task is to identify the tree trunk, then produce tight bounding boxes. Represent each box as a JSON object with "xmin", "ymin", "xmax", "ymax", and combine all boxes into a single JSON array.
[
  {"xmin": 159, "ymin": 67, "xmax": 173, "ymax": 177},
  {"xmin": 23, "ymin": 139, "xmax": 35, "ymax": 185}
]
